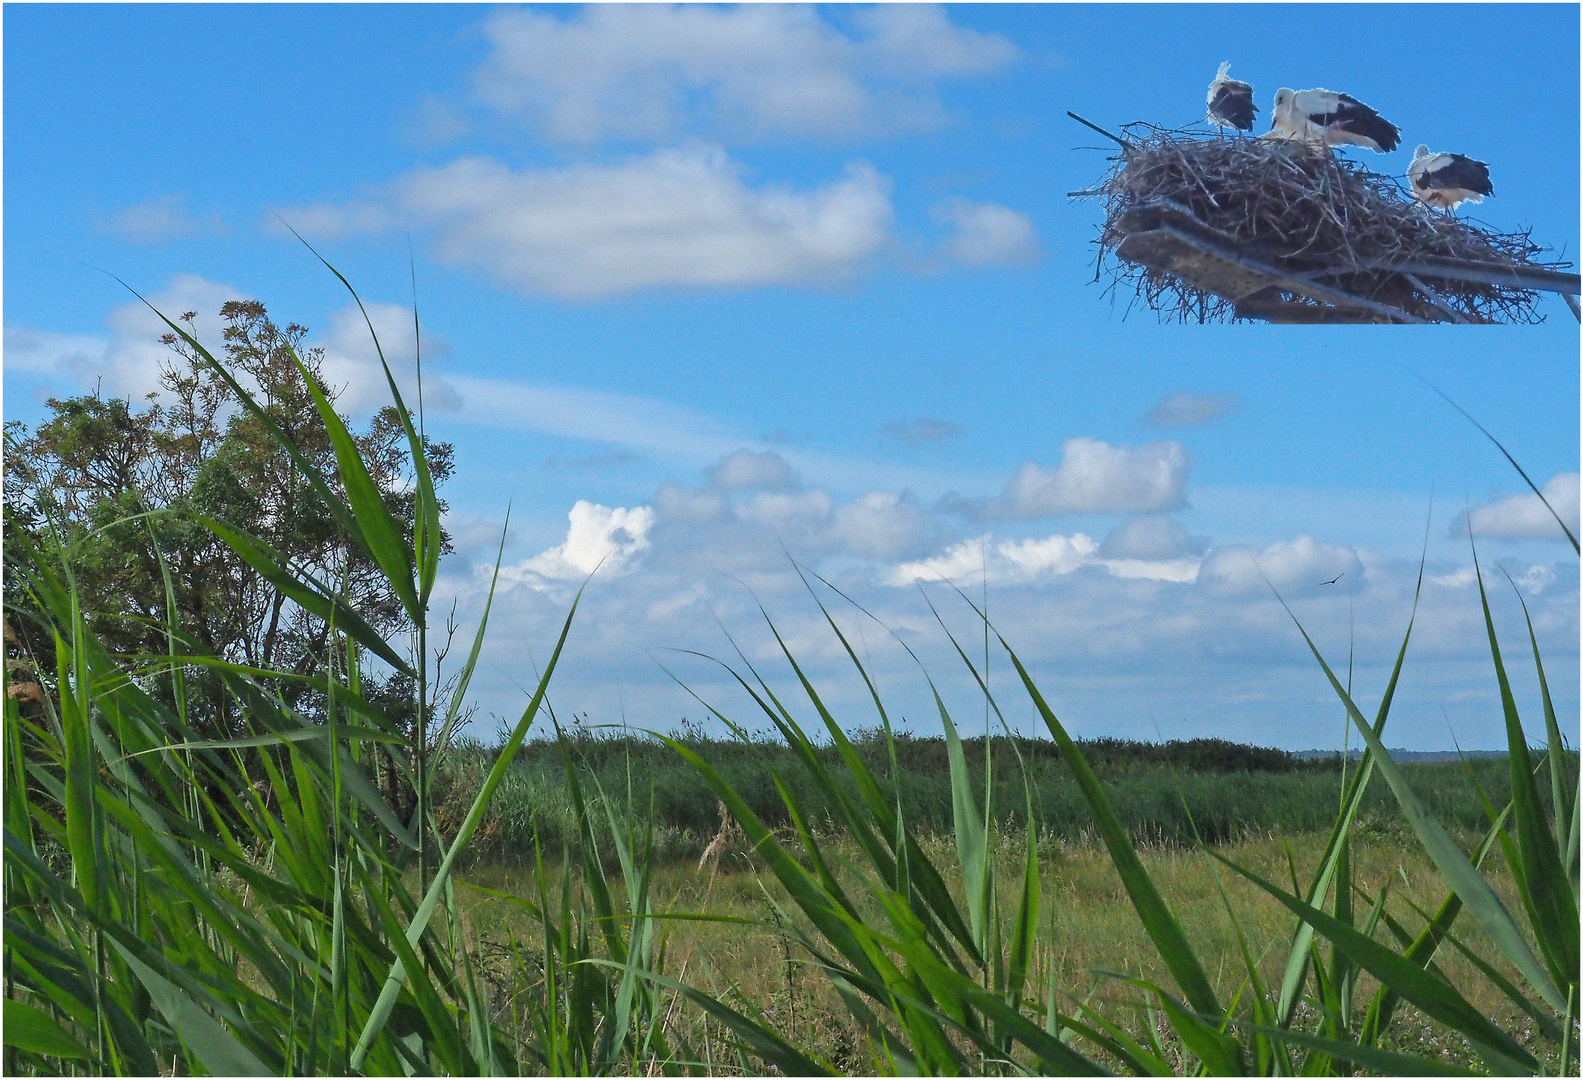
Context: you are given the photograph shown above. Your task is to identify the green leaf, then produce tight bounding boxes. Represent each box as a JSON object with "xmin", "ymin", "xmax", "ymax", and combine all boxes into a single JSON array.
[
  {"xmin": 3, "ymin": 998, "xmax": 92, "ymax": 1059},
  {"xmin": 585, "ymin": 961, "xmax": 837, "ymax": 1076},
  {"xmin": 349, "ymin": 587, "xmax": 582, "ymax": 1070},
  {"xmin": 1208, "ymin": 848, "xmax": 1539, "ymax": 1074},
  {"xmin": 1272, "ymin": 585, "xmax": 1568, "ymax": 1015},
  {"xmin": 290, "ymin": 348, "xmax": 421, "ymax": 624},
  {"xmin": 1227, "ymin": 1018, "xmax": 1480, "ymax": 1076},
  {"xmin": 998, "ymin": 633, "xmax": 1222, "ymax": 1020},
  {"xmin": 289, "ymin": 229, "xmax": 443, "ymax": 609},
  {"xmin": 1475, "ymin": 556, "xmax": 1579, "ymax": 992},
  {"xmin": 940, "ymin": 702, "xmax": 989, "ymax": 953},
  {"xmin": 109, "ymin": 939, "xmax": 272, "ymax": 1076},
  {"xmin": 1109, "ymin": 975, "xmax": 1243, "ymax": 1076}
]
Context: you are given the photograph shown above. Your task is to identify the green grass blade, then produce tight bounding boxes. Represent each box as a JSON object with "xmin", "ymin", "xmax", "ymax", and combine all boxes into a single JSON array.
[
  {"xmin": 288, "ymin": 228, "xmax": 443, "ymax": 609},
  {"xmin": 1272, "ymin": 584, "xmax": 1568, "ymax": 1015},
  {"xmin": 997, "ymin": 632, "xmax": 1222, "ymax": 1019},
  {"xmin": 586, "ymin": 961, "xmax": 837, "ymax": 1076},
  {"xmin": 4, "ymin": 998, "xmax": 93, "ymax": 1060},
  {"xmin": 1227, "ymin": 1018, "xmax": 1480, "ymax": 1076},
  {"xmin": 1279, "ymin": 513, "xmax": 1430, "ymax": 1027},
  {"xmin": 439, "ymin": 511, "xmax": 510, "ymax": 740},
  {"xmin": 289, "ymin": 350, "xmax": 421, "ymax": 623},
  {"xmin": 1476, "ymin": 560, "xmax": 1579, "ymax": 991},
  {"xmin": 1360, "ymin": 800, "xmax": 1511, "ymax": 1045},
  {"xmin": 198, "ymin": 516, "xmax": 414, "ymax": 676},
  {"xmin": 1112, "ymin": 975, "xmax": 1244, "ymax": 1076},
  {"xmin": 1208, "ymin": 848, "xmax": 1539, "ymax": 1073},
  {"xmin": 939, "ymin": 702, "xmax": 990, "ymax": 953},
  {"xmin": 109, "ymin": 939, "xmax": 272, "ymax": 1076},
  {"xmin": 348, "ymin": 588, "xmax": 581, "ymax": 1069}
]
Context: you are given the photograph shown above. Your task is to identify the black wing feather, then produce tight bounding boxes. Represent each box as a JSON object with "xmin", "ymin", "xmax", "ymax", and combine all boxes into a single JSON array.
[
  {"xmin": 1307, "ymin": 95, "xmax": 1400, "ymax": 152},
  {"xmin": 1208, "ymin": 83, "xmax": 1256, "ymax": 130},
  {"xmin": 1424, "ymin": 155, "xmax": 1494, "ymax": 196}
]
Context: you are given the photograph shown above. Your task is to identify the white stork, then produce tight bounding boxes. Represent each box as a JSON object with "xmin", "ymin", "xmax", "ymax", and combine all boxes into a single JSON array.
[
  {"xmin": 1206, "ymin": 62, "xmax": 1257, "ymax": 131},
  {"xmin": 1408, "ymin": 145, "xmax": 1494, "ymax": 210},
  {"xmin": 1270, "ymin": 88, "xmax": 1401, "ymax": 153}
]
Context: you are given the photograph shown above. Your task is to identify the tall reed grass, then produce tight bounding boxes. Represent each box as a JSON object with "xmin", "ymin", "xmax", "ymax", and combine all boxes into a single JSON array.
[{"xmin": 4, "ymin": 263, "xmax": 1575, "ymax": 1075}]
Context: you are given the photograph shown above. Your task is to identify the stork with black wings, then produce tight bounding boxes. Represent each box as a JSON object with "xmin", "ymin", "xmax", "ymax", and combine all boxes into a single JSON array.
[
  {"xmin": 1271, "ymin": 87, "xmax": 1402, "ymax": 153},
  {"xmin": 1409, "ymin": 145, "xmax": 1494, "ymax": 210},
  {"xmin": 1206, "ymin": 62, "xmax": 1257, "ymax": 131}
]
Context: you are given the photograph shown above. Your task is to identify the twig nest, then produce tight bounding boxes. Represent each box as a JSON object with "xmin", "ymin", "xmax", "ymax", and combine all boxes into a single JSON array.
[{"xmin": 1080, "ymin": 124, "xmax": 1566, "ymax": 324}]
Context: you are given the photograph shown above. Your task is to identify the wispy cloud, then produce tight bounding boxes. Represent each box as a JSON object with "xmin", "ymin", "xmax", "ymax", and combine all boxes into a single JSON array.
[
  {"xmin": 931, "ymin": 198, "xmax": 1039, "ymax": 267},
  {"xmin": 881, "ymin": 416, "xmax": 963, "ymax": 444},
  {"xmin": 99, "ymin": 195, "xmax": 225, "ymax": 244},
  {"xmin": 1141, "ymin": 390, "xmax": 1241, "ymax": 428}
]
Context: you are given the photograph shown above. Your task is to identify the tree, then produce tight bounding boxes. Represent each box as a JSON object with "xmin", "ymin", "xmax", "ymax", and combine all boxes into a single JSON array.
[{"xmin": 4, "ymin": 300, "xmax": 453, "ymax": 817}]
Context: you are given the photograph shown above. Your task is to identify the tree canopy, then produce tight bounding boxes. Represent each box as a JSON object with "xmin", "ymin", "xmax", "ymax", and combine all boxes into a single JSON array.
[{"xmin": 4, "ymin": 299, "xmax": 454, "ymax": 740}]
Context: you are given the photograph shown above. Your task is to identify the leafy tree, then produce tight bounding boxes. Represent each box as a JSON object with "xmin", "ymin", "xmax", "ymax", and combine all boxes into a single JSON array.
[{"xmin": 4, "ymin": 300, "xmax": 453, "ymax": 817}]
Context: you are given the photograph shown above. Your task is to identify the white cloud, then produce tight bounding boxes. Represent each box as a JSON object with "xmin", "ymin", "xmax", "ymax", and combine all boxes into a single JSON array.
[
  {"xmin": 472, "ymin": 4, "xmax": 1017, "ymax": 145},
  {"xmin": 835, "ymin": 491, "xmax": 952, "ymax": 560},
  {"xmin": 285, "ymin": 147, "xmax": 894, "ymax": 300},
  {"xmin": 1460, "ymin": 473, "xmax": 1580, "ymax": 543},
  {"xmin": 100, "ymin": 195, "xmax": 225, "ymax": 244},
  {"xmin": 933, "ymin": 198, "xmax": 1039, "ymax": 267},
  {"xmin": 5, "ymin": 274, "xmax": 236, "ymax": 402},
  {"xmin": 708, "ymin": 449, "xmax": 798, "ymax": 491},
  {"xmin": 889, "ymin": 526, "xmax": 1203, "ymax": 587},
  {"xmin": 1199, "ymin": 534, "xmax": 1363, "ymax": 596},
  {"xmin": 314, "ymin": 301, "xmax": 462, "ymax": 415},
  {"xmin": 999, "ymin": 532, "xmax": 1099, "ymax": 577},
  {"xmin": 1430, "ymin": 562, "xmax": 1558, "ymax": 596},
  {"xmin": 509, "ymin": 500, "xmax": 656, "ymax": 584},
  {"xmin": 1099, "ymin": 516, "xmax": 1204, "ymax": 560},
  {"xmin": 1142, "ymin": 390, "xmax": 1241, "ymax": 427},
  {"xmin": 958, "ymin": 438, "xmax": 1190, "ymax": 518}
]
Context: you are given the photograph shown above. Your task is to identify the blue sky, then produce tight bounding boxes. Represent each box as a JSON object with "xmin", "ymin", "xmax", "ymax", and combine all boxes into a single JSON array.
[{"xmin": 6, "ymin": 4, "xmax": 1578, "ymax": 750}]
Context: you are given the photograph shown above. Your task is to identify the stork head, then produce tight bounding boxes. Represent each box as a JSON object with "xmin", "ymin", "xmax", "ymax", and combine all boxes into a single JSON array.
[
  {"xmin": 1413, "ymin": 144, "xmax": 1430, "ymax": 160},
  {"xmin": 1273, "ymin": 88, "xmax": 1294, "ymax": 109},
  {"xmin": 1215, "ymin": 61, "xmax": 1232, "ymax": 80}
]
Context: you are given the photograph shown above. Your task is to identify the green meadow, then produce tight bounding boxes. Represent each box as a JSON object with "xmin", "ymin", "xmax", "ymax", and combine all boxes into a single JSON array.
[{"xmin": 4, "ymin": 277, "xmax": 1577, "ymax": 1076}]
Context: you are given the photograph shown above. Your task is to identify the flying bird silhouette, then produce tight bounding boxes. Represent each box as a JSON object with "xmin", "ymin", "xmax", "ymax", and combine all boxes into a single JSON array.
[{"xmin": 1320, "ymin": 573, "xmax": 1345, "ymax": 585}]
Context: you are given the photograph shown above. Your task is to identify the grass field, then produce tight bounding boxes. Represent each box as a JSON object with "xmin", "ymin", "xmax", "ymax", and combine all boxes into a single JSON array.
[{"xmin": 453, "ymin": 828, "xmax": 1557, "ymax": 1073}]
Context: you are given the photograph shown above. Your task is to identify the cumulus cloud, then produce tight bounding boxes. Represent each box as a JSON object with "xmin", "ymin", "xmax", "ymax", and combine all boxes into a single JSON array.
[
  {"xmin": 835, "ymin": 491, "xmax": 953, "ymax": 560},
  {"xmin": 890, "ymin": 525, "xmax": 1203, "ymax": 587},
  {"xmin": 508, "ymin": 500, "xmax": 656, "ymax": 584},
  {"xmin": 953, "ymin": 438, "xmax": 1190, "ymax": 519},
  {"xmin": 881, "ymin": 416, "xmax": 963, "ymax": 444},
  {"xmin": 472, "ymin": 4, "xmax": 1017, "ymax": 145},
  {"xmin": 708, "ymin": 449, "xmax": 798, "ymax": 491},
  {"xmin": 932, "ymin": 198, "xmax": 1039, "ymax": 267},
  {"xmin": 1198, "ymin": 534, "xmax": 1363, "ymax": 596},
  {"xmin": 1142, "ymin": 390, "xmax": 1241, "ymax": 427},
  {"xmin": 1459, "ymin": 473, "xmax": 1580, "ymax": 543},
  {"xmin": 1431, "ymin": 562, "xmax": 1558, "ymax": 596},
  {"xmin": 283, "ymin": 147, "xmax": 894, "ymax": 300},
  {"xmin": 1099, "ymin": 516, "xmax": 1204, "ymax": 561},
  {"xmin": 100, "ymin": 195, "xmax": 225, "ymax": 244}
]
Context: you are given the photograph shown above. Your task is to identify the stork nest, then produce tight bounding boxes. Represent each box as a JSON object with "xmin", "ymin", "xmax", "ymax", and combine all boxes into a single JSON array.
[{"xmin": 1082, "ymin": 124, "xmax": 1567, "ymax": 324}]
